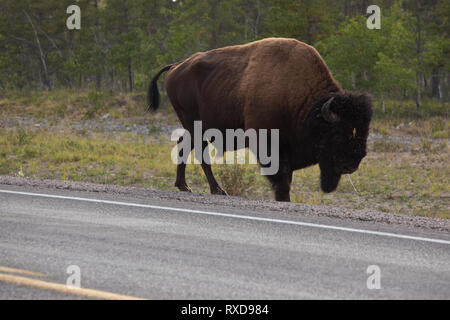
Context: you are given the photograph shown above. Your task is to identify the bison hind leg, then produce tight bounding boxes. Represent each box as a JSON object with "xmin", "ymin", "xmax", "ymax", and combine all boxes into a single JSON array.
[
  {"xmin": 199, "ymin": 141, "xmax": 228, "ymax": 196},
  {"xmin": 174, "ymin": 137, "xmax": 193, "ymax": 193},
  {"xmin": 201, "ymin": 162, "xmax": 227, "ymax": 196},
  {"xmin": 209, "ymin": 181, "xmax": 228, "ymax": 195},
  {"xmin": 175, "ymin": 162, "xmax": 192, "ymax": 192}
]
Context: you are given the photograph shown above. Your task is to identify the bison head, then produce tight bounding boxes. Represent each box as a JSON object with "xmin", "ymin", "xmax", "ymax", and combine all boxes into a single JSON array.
[{"xmin": 314, "ymin": 92, "xmax": 373, "ymax": 193}]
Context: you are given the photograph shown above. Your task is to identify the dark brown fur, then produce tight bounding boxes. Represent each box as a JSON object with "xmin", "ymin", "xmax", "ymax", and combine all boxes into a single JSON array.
[{"xmin": 148, "ymin": 38, "xmax": 372, "ymax": 201}]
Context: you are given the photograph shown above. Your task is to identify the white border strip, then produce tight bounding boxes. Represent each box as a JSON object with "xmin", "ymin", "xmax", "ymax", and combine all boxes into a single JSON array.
[{"xmin": 1, "ymin": 189, "xmax": 449, "ymax": 245}]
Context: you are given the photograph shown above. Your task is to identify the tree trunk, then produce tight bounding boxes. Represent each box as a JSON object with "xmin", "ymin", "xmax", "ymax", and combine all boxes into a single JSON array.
[
  {"xmin": 360, "ymin": 0, "xmax": 368, "ymax": 14},
  {"xmin": 306, "ymin": 13, "xmax": 312, "ymax": 44},
  {"xmin": 416, "ymin": 76, "xmax": 421, "ymax": 111},
  {"xmin": 254, "ymin": 0, "xmax": 261, "ymax": 38},
  {"xmin": 431, "ymin": 68, "xmax": 440, "ymax": 98},
  {"xmin": 210, "ymin": 0, "xmax": 218, "ymax": 48},
  {"xmin": 344, "ymin": 0, "xmax": 350, "ymax": 16},
  {"xmin": 94, "ymin": 0, "xmax": 101, "ymax": 89},
  {"xmin": 24, "ymin": 10, "xmax": 51, "ymax": 90},
  {"xmin": 128, "ymin": 59, "xmax": 133, "ymax": 92},
  {"xmin": 244, "ymin": 16, "xmax": 248, "ymax": 41},
  {"xmin": 414, "ymin": 0, "xmax": 422, "ymax": 112}
]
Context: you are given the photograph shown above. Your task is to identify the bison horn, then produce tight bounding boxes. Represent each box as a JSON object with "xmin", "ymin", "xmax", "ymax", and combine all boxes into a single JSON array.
[{"xmin": 321, "ymin": 97, "xmax": 339, "ymax": 123}]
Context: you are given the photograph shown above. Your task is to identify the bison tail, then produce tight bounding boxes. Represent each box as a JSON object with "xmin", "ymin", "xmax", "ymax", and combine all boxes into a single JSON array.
[{"xmin": 147, "ymin": 64, "xmax": 173, "ymax": 112}]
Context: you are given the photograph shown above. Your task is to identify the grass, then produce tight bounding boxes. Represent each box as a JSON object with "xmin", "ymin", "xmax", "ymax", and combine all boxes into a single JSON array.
[
  {"xmin": 0, "ymin": 128, "xmax": 175, "ymax": 187},
  {"xmin": 0, "ymin": 89, "xmax": 448, "ymax": 219}
]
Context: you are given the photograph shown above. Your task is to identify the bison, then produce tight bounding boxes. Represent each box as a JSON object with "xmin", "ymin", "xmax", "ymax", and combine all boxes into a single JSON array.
[{"xmin": 147, "ymin": 37, "xmax": 373, "ymax": 202}]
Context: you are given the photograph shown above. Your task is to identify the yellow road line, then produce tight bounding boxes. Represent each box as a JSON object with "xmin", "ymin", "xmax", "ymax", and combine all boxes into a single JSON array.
[
  {"xmin": 0, "ymin": 273, "xmax": 146, "ymax": 300},
  {"xmin": 0, "ymin": 266, "xmax": 47, "ymax": 277}
]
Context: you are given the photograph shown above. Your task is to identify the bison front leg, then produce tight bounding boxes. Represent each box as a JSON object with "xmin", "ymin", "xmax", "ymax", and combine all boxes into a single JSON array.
[
  {"xmin": 265, "ymin": 156, "xmax": 292, "ymax": 202},
  {"xmin": 198, "ymin": 141, "xmax": 227, "ymax": 196}
]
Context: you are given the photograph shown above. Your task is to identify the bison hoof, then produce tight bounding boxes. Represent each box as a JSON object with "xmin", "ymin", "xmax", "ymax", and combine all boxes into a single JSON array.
[
  {"xmin": 175, "ymin": 183, "xmax": 192, "ymax": 192},
  {"xmin": 275, "ymin": 195, "xmax": 291, "ymax": 202},
  {"xmin": 211, "ymin": 187, "xmax": 228, "ymax": 196}
]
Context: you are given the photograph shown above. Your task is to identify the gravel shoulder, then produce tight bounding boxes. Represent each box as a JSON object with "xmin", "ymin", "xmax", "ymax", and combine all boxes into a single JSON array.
[{"xmin": 1, "ymin": 175, "xmax": 448, "ymax": 233}]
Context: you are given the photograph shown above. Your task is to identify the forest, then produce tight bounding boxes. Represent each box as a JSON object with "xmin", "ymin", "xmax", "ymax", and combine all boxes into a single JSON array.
[{"xmin": 0, "ymin": 0, "xmax": 448, "ymax": 112}]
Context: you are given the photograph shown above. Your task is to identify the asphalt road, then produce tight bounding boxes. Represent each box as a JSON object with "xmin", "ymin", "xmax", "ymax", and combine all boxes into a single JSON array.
[{"xmin": 0, "ymin": 181, "xmax": 449, "ymax": 299}]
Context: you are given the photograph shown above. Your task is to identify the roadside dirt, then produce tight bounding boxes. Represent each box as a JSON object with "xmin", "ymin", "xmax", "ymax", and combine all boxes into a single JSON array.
[{"xmin": 1, "ymin": 175, "xmax": 448, "ymax": 232}]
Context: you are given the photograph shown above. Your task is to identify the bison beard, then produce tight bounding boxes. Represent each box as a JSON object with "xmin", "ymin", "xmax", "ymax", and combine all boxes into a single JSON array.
[
  {"xmin": 147, "ymin": 37, "xmax": 373, "ymax": 201},
  {"xmin": 319, "ymin": 163, "xmax": 342, "ymax": 193}
]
